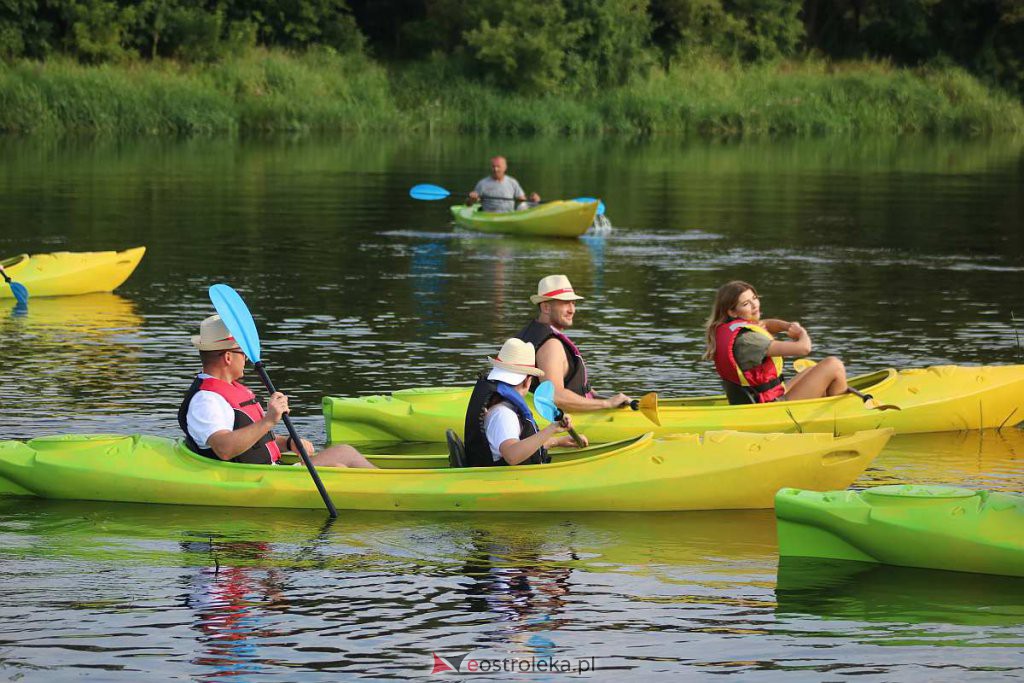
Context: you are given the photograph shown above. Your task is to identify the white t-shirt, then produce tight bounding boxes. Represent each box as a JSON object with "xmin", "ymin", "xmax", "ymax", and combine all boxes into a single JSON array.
[
  {"xmin": 186, "ymin": 373, "xmax": 237, "ymax": 449},
  {"xmin": 483, "ymin": 403, "xmax": 523, "ymax": 463}
]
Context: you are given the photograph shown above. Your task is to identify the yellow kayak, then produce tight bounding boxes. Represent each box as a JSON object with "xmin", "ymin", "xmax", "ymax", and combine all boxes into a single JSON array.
[
  {"xmin": 324, "ymin": 365, "xmax": 1024, "ymax": 444},
  {"xmin": 0, "ymin": 429, "xmax": 890, "ymax": 511},
  {"xmin": 450, "ymin": 201, "xmax": 598, "ymax": 237},
  {"xmin": 0, "ymin": 247, "xmax": 146, "ymax": 298}
]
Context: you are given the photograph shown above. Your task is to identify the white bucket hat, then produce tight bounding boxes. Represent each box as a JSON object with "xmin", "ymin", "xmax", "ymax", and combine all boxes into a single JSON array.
[
  {"xmin": 191, "ymin": 314, "xmax": 239, "ymax": 351},
  {"xmin": 487, "ymin": 338, "xmax": 546, "ymax": 385},
  {"xmin": 530, "ymin": 274, "xmax": 585, "ymax": 305}
]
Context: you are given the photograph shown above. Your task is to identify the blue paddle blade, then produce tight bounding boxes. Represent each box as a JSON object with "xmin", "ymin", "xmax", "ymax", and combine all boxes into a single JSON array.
[
  {"xmin": 533, "ymin": 380, "xmax": 559, "ymax": 422},
  {"xmin": 208, "ymin": 284, "xmax": 262, "ymax": 363},
  {"xmin": 9, "ymin": 281, "xmax": 28, "ymax": 306},
  {"xmin": 409, "ymin": 184, "xmax": 451, "ymax": 201},
  {"xmin": 573, "ymin": 197, "xmax": 606, "ymax": 216}
]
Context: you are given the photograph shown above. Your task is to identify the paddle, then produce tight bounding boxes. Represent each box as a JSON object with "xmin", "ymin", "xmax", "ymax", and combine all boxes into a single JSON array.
[
  {"xmin": 534, "ymin": 380, "xmax": 585, "ymax": 447},
  {"xmin": 793, "ymin": 358, "xmax": 901, "ymax": 411},
  {"xmin": 0, "ymin": 265, "xmax": 28, "ymax": 306},
  {"xmin": 208, "ymin": 283, "xmax": 338, "ymax": 518},
  {"xmin": 630, "ymin": 393, "xmax": 661, "ymax": 426},
  {"xmin": 409, "ymin": 183, "xmax": 607, "ymax": 215},
  {"xmin": 593, "ymin": 391, "xmax": 661, "ymax": 425}
]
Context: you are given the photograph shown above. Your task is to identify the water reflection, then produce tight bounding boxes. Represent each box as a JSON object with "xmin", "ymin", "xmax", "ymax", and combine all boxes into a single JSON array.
[
  {"xmin": 461, "ymin": 529, "xmax": 573, "ymax": 655},
  {"xmin": 776, "ymin": 557, "xmax": 1024, "ymax": 628},
  {"xmin": 2, "ymin": 292, "xmax": 142, "ymax": 334},
  {"xmin": 181, "ymin": 538, "xmax": 285, "ymax": 681},
  {"xmin": 862, "ymin": 428, "xmax": 1024, "ymax": 491}
]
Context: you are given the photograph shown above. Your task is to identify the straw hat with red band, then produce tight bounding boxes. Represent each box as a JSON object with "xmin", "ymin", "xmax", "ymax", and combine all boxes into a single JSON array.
[
  {"xmin": 530, "ymin": 274, "xmax": 585, "ymax": 305},
  {"xmin": 191, "ymin": 314, "xmax": 240, "ymax": 352},
  {"xmin": 487, "ymin": 338, "xmax": 546, "ymax": 385}
]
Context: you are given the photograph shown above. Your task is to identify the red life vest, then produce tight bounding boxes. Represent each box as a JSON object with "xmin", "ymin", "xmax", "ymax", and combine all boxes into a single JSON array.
[
  {"xmin": 178, "ymin": 375, "xmax": 281, "ymax": 464},
  {"xmin": 713, "ymin": 319, "xmax": 786, "ymax": 403}
]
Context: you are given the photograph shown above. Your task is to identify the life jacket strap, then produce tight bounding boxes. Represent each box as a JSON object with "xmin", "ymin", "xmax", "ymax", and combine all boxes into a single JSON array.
[{"xmin": 749, "ymin": 375, "xmax": 784, "ymax": 393}]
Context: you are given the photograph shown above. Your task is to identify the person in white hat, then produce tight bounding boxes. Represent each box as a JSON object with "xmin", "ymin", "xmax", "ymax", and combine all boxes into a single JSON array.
[
  {"xmin": 516, "ymin": 275, "xmax": 632, "ymax": 413},
  {"xmin": 178, "ymin": 314, "xmax": 375, "ymax": 468},
  {"xmin": 463, "ymin": 338, "xmax": 588, "ymax": 467},
  {"xmin": 466, "ymin": 155, "xmax": 541, "ymax": 212}
]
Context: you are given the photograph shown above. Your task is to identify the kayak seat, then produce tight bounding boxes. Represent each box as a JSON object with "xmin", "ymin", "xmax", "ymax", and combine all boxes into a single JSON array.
[
  {"xmin": 722, "ymin": 381, "xmax": 758, "ymax": 405},
  {"xmin": 445, "ymin": 429, "xmax": 468, "ymax": 468}
]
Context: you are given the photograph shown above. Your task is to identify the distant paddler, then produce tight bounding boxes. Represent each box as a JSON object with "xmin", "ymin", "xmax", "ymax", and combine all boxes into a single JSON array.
[
  {"xmin": 467, "ymin": 155, "xmax": 540, "ymax": 212},
  {"xmin": 704, "ymin": 280, "xmax": 848, "ymax": 404},
  {"xmin": 516, "ymin": 274, "xmax": 632, "ymax": 412},
  {"xmin": 464, "ymin": 338, "xmax": 588, "ymax": 467}
]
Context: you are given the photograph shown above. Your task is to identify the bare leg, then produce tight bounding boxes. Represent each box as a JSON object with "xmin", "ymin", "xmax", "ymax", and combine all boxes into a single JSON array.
[
  {"xmin": 784, "ymin": 356, "xmax": 848, "ymax": 400},
  {"xmin": 310, "ymin": 444, "xmax": 377, "ymax": 469}
]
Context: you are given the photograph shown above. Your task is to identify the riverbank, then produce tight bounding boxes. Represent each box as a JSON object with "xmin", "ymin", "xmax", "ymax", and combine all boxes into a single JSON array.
[{"xmin": 1, "ymin": 50, "xmax": 1021, "ymax": 137}]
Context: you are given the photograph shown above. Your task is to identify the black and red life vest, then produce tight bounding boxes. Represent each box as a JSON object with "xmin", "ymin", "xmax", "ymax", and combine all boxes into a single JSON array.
[
  {"xmin": 516, "ymin": 319, "xmax": 592, "ymax": 397},
  {"xmin": 463, "ymin": 376, "xmax": 549, "ymax": 467},
  {"xmin": 713, "ymin": 319, "xmax": 786, "ymax": 404},
  {"xmin": 177, "ymin": 375, "xmax": 281, "ymax": 464}
]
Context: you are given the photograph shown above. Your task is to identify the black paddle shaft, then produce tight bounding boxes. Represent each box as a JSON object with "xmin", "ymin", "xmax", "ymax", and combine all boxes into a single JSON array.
[
  {"xmin": 552, "ymin": 407, "xmax": 585, "ymax": 448},
  {"xmin": 253, "ymin": 362, "xmax": 338, "ymax": 518}
]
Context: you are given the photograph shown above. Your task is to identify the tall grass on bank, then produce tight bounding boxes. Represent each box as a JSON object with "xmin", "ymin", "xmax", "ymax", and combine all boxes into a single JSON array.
[{"xmin": 0, "ymin": 51, "xmax": 1021, "ymax": 136}]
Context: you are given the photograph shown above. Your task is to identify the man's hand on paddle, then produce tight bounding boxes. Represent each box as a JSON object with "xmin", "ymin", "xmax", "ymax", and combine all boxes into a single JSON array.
[
  {"xmin": 601, "ymin": 392, "xmax": 632, "ymax": 409},
  {"xmin": 265, "ymin": 392, "xmax": 289, "ymax": 424}
]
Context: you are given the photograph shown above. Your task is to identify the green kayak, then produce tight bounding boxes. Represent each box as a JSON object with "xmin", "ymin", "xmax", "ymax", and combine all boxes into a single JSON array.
[
  {"xmin": 776, "ymin": 485, "xmax": 1024, "ymax": 577},
  {"xmin": 450, "ymin": 200, "xmax": 598, "ymax": 238},
  {"xmin": 0, "ymin": 430, "xmax": 890, "ymax": 511}
]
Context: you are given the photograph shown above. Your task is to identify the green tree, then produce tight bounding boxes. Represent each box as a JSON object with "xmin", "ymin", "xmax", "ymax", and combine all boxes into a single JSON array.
[
  {"xmin": 653, "ymin": 0, "xmax": 803, "ymax": 63},
  {"xmin": 463, "ymin": 2, "xmax": 579, "ymax": 91},
  {"xmin": 565, "ymin": 0, "xmax": 653, "ymax": 88}
]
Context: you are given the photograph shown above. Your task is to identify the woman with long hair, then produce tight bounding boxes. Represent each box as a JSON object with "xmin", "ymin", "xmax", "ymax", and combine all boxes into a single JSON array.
[{"xmin": 703, "ymin": 281, "xmax": 847, "ymax": 404}]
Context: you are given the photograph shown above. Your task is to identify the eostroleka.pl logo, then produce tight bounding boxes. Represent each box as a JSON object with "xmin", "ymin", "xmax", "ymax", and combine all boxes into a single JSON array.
[{"xmin": 431, "ymin": 652, "xmax": 596, "ymax": 676}]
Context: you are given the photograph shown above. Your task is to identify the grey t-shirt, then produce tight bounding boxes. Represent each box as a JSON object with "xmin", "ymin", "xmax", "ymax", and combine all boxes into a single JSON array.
[
  {"xmin": 474, "ymin": 176, "xmax": 525, "ymax": 213},
  {"xmin": 733, "ymin": 329, "xmax": 773, "ymax": 371}
]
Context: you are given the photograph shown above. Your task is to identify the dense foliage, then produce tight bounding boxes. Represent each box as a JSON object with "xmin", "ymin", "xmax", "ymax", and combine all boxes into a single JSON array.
[{"xmin": 1, "ymin": 0, "xmax": 1022, "ymax": 99}]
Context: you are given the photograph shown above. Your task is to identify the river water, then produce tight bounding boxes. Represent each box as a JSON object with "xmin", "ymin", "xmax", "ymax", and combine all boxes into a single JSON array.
[{"xmin": 0, "ymin": 134, "xmax": 1022, "ymax": 680}]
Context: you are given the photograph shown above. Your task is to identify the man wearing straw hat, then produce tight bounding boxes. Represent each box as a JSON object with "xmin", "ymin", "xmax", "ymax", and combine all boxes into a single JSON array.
[
  {"xmin": 517, "ymin": 275, "xmax": 632, "ymax": 412},
  {"xmin": 464, "ymin": 338, "xmax": 588, "ymax": 467},
  {"xmin": 179, "ymin": 314, "xmax": 375, "ymax": 468}
]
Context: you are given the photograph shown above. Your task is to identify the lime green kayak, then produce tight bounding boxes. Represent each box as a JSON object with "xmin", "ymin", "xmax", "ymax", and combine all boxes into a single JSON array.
[
  {"xmin": 450, "ymin": 200, "xmax": 598, "ymax": 237},
  {"xmin": 323, "ymin": 364, "xmax": 1024, "ymax": 444},
  {"xmin": 776, "ymin": 485, "xmax": 1024, "ymax": 577},
  {"xmin": 0, "ymin": 429, "xmax": 890, "ymax": 511}
]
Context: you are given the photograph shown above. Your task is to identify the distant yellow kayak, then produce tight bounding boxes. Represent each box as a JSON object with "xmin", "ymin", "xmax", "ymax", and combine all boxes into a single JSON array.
[
  {"xmin": 0, "ymin": 247, "xmax": 145, "ymax": 298},
  {"xmin": 450, "ymin": 200, "xmax": 598, "ymax": 237}
]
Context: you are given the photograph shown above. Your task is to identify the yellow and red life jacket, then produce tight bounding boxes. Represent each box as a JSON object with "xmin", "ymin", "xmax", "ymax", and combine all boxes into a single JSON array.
[
  {"xmin": 178, "ymin": 375, "xmax": 281, "ymax": 464},
  {"xmin": 713, "ymin": 319, "xmax": 786, "ymax": 403}
]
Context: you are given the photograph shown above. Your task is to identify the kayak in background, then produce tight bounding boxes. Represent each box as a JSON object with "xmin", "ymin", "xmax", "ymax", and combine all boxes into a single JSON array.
[
  {"xmin": 0, "ymin": 247, "xmax": 146, "ymax": 298},
  {"xmin": 0, "ymin": 429, "xmax": 890, "ymax": 512},
  {"xmin": 776, "ymin": 485, "xmax": 1024, "ymax": 577},
  {"xmin": 323, "ymin": 365, "xmax": 1024, "ymax": 444},
  {"xmin": 450, "ymin": 200, "xmax": 598, "ymax": 238}
]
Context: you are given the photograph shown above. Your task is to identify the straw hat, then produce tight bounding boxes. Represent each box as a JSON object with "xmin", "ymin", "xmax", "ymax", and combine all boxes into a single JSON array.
[
  {"xmin": 487, "ymin": 338, "xmax": 545, "ymax": 385},
  {"xmin": 191, "ymin": 314, "xmax": 238, "ymax": 351},
  {"xmin": 530, "ymin": 274, "xmax": 584, "ymax": 305}
]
